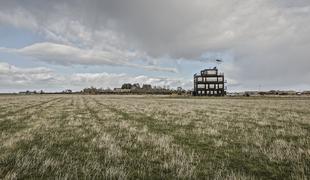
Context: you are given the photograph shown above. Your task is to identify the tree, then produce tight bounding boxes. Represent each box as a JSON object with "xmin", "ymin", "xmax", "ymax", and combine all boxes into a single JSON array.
[
  {"xmin": 132, "ymin": 83, "xmax": 140, "ymax": 89},
  {"xmin": 121, "ymin": 83, "xmax": 132, "ymax": 89},
  {"xmin": 142, "ymin": 84, "xmax": 152, "ymax": 90}
]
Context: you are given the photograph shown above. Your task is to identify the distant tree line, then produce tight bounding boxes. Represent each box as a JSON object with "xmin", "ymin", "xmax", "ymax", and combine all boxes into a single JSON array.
[
  {"xmin": 81, "ymin": 83, "xmax": 189, "ymax": 95},
  {"xmin": 14, "ymin": 88, "xmax": 310, "ymax": 96}
]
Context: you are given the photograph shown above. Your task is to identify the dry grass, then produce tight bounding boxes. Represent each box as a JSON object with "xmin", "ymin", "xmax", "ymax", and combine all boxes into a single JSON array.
[{"xmin": 0, "ymin": 95, "xmax": 309, "ymax": 179}]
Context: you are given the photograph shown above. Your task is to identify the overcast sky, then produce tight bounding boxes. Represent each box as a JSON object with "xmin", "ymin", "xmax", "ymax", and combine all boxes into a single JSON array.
[{"xmin": 1, "ymin": 0, "xmax": 310, "ymax": 92}]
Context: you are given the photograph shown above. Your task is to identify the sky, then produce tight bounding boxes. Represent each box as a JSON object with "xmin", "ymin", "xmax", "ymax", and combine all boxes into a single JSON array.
[{"xmin": 0, "ymin": 0, "xmax": 310, "ymax": 93}]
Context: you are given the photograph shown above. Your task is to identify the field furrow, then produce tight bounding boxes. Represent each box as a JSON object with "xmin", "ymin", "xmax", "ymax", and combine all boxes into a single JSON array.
[
  {"xmin": 85, "ymin": 97, "xmax": 198, "ymax": 179},
  {"xmin": 0, "ymin": 95, "xmax": 309, "ymax": 179},
  {"xmin": 92, "ymin": 96, "xmax": 310, "ymax": 179},
  {"xmin": 0, "ymin": 96, "xmax": 61, "ymax": 119}
]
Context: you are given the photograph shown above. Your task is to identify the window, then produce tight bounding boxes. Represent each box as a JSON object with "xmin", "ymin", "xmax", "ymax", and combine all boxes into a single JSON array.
[
  {"xmin": 198, "ymin": 84, "xmax": 205, "ymax": 88},
  {"xmin": 206, "ymin": 77, "xmax": 217, "ymax": 82},
  {"xmin": 207, "ymin": 70, "xmax": 216, "ymax": 75},
  {"xmin": 209, "ymin": 84, "xmax": 215, "ymax": 88},
  {"xmin": 197, "ymin": 77, "xmax": 202, "ymax": 82},
  {"xmin": 214, "ymin": 91, "xmax": 217, "ymax": 95},
  {"xmin": 198, "ymin": 91, "xmax": 201, "ymax": 94},
  {"xmin": 218, "ymin": 84, "xmax": 223, "ymax": 88},
  {"xmin": 218, "ymin": 77, "xmax": 223, "ymax": 82}
]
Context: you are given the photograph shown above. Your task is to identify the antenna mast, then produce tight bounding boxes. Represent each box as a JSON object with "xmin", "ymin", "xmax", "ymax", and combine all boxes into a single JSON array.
[{"xmin": 215, "ymin": 59, "xmax": 223, "ymax": 69}]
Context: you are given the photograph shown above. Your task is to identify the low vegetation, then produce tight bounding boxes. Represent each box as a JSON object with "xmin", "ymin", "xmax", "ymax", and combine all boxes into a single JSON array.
[{"xmin": 0, "ymin": 95, "xmax": 309, "ymax": 179}]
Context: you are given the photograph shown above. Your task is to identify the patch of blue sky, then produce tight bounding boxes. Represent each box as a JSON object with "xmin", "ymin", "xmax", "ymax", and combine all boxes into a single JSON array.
[
  {"xmin": 0, "ymin": 25, "xmax": 45, "ymax": 68},
  {"xmin": 0, "ymin": 25, "xmax": 43, "ymax": 48}
]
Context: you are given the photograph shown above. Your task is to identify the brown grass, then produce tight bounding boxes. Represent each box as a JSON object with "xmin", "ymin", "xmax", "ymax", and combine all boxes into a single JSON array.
[{"xmin": 0, "ymin": 95, "xmax": 309, "ymax": 179}]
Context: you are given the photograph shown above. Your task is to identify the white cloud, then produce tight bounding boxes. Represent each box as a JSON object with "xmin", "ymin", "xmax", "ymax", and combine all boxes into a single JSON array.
[
  {"xmin": 1, "ymin": 42, "xmax": 177, "ymax": 73},
  {"xmin": 70, "ymin": 73, "xmax": 190, "ymax": 89},
  {"xmin": 0, "ymin": 62, "xmax": 55, "ymax": 86},
  {"xmin": 0, "ymin": 62, "xmax": 187, "ymax": 92}
]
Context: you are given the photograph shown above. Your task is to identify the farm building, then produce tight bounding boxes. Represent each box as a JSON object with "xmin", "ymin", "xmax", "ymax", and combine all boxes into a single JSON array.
[{"xmin": 193, "ymin": 67, "xmax": 226, "ymax": 96}]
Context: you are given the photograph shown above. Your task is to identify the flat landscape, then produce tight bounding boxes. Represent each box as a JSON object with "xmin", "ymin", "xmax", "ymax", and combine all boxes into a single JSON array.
[{"xmin": 0, "ymin": 95, "xmax": 309, "ymax": 179}]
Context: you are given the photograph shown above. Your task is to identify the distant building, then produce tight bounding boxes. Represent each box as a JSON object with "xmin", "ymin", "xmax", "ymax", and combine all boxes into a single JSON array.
[
  {"xmin": 193, "ymin": 67, "xmax": 226, "ymax": 96},
  {"xmin": 244, "ymin": 91, "xmax": 259, "ymax": 96},
  {"xmin": 63, "ymin": 89, "xmax": 72, "ymax": 94},
  {"xmin": 19, "ymin": 90, "xmax": 36, "ymax": 95}
]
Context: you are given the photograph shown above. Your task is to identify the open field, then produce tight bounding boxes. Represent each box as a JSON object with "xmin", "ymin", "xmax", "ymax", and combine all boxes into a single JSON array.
[{"xmin": 0, "ymin": 95, "xmax": 309, "ymax": 179}]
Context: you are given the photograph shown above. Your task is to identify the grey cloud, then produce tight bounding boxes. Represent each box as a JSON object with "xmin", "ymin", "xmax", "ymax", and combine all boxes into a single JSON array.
[{"xmin": 1, "ymin": 0, "xmax": 310, "ymax": 89}]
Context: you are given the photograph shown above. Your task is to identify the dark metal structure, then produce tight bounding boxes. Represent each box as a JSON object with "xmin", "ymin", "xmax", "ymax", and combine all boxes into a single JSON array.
[{"xmin": 193, "ymin": 67, "xmax": 226, "ymax": 96}]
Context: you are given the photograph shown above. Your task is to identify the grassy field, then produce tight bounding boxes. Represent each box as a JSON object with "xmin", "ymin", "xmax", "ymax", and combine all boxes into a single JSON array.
[{"xmin": 0, "ymin": 95, "xmax": 309, "ymax": 179}]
